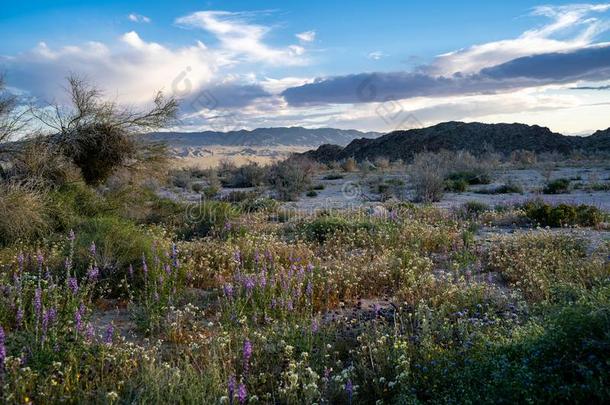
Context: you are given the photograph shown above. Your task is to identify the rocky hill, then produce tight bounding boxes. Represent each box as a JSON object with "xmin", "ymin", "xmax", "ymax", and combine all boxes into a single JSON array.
[
  {"xmin": 302, "ymin": 121, "xmax": 610, "ymax": 162},
  {"xmin": 144, "ymin": 127, "xmax": 380, "ymax": 149}
]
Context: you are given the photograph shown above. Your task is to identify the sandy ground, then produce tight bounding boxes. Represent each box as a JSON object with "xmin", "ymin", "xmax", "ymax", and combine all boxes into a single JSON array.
[{"xmin": 170, "ymin": 145, "xmax": 311, "ymax": 168}]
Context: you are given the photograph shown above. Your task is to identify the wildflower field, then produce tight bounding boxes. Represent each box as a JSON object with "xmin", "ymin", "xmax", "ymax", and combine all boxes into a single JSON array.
[{"xmin": 1, "ymin": 196, "xmax": 609, "ymax": 404}]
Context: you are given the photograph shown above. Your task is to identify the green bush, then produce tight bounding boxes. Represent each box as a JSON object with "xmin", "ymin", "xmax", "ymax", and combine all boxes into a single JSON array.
[
  {"xmin": 73, "ymin": 216, "xmax": 157, "ymax": 278},
  {"xmin": 446, "ymin": 170, "xmax": 492, "ymax": 185},
  {"xmin": 299, "ymin": 215, "xmax": 376, "ymax": 243},
  {"xmin": 445, "ymin": 178, "xmax": 469, "ymax": 192},
  {"xmin": 306, "ymin": 190, "xmax": 318, "ymax": 197},
  {"xmin": 543, "ymin": 178, "xmax": 571, "ymax": 194},
  {"xmin": 524, "ymin": 201, "xmax": 605, "ymax": 227},
  {"xmin": 268, "ymin": 158, "xmax": 315, "ymax": 201},
  {"xmin": 323, "ymin": 173, "xmax": 344, "ymax": 180}
]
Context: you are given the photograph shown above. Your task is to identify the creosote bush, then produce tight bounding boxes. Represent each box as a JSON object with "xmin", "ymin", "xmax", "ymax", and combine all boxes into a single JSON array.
[{"xmin": 268, "ymin": 157, "xmax": 315, "ymax": 201}]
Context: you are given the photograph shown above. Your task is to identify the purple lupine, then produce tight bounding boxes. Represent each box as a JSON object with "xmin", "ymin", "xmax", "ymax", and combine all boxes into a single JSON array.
[
  {"xmin": 85, "ymin": 323, "xmax": 95, "ymax": 342},
  {"xmin": 223, "ymin": 283, "xmax": 234, "ymax": 299},
  {"xmin": 17, "ymin": 252, "xmax": 24, "ymax": 272},
  {"xmin": 346, "ymin": 379, "xmax": 354, "ymax": 404},
  {"xmin": 243, "ymin": 276, "xmax": 255, "ymax": 295},
  {"xmin": 104, "ymin": 324, "xmax": 114, "ymax": 345},
  {"xmin": 74, "ymin": 308, "xmax": 82, "ymax": 332},
  {"xmin": 171, "ymin": 244, "xmax": 179, "ymax": 268},
  {"xmin": 128, "ymin": 264, "xmax": 134, "ymax": 278},
  {"xmin": 0, "ymin": 326, "xmax": 6, "ymax": 368},
  {"xmin": 237, "ymin": 384, "xmax": 247, "ymax": 404},
  {"xmin": 243, "ymin": 339, "xmax": 253, "ymax": 363},
  {"xmin": 34, "ymin": 288, "xmax": 42, "ymax": 316},
  {"xmin": 41, "ymin": 310, "xmax": 51, "ymax": 341},
  {"xmin": 228, "ymin": 376, "xmax": 236, "ymax": 405},
  {"xmin": 258, "ymin": 270, "xmax": 267, "ymax": 289},
  {"xmin": 164, "ymin": 264, "xmax": 172, "ymax": 276},
  {"xmin": 306, "ymin": 281, "xmax": 313, "ymax": 298},
  {"xmin": 311, "ymin": 318, "xmax": 319, "ymax": 333},
  {"xmin": 233, "ymin": 250, "xmax": 241, "ymax": 264},
  {"xmin": 68, "ymin": 277, "xmax": 79, "ymax": 295},
  {"xmin": 306, "ymin": 263, "xmax": 314, "ymax": 273},
  {"xmin": 142, "ymin": 255, "xmax": 148, "ymax": 276},
  {"xmin": 16, "ymin": 308, "xmax": 23, "ymax": 326},
  {"xmin": 68, "ymin": 229, "xmax": 76, "ymax": 242},
  {"xmin": 88, "ymin": 265, "xmax": 100, "ymax": 281}
]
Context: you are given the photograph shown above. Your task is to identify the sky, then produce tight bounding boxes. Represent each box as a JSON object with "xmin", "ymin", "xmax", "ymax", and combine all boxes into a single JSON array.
[{"xmin": 2, "ymin": 1, "xmax": 610, "ymax": 134}]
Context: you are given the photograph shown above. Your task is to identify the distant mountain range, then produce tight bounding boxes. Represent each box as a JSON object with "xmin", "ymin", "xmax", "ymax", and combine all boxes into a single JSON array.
[
  {"xmin": 302, "ymin": 122, "xmax": 610, "ymax": 162},
  {"xmin": 144, "ymin": 127, "xmax": 381, "ymax": 149}
]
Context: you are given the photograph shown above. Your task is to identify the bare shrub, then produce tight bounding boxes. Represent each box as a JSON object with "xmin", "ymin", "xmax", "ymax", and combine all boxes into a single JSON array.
[
  {"xmin": 30, "ymin": 75, "xmax": 178, "ymax": 185},
  {"xmin": 223, "ymin": 162, "xmax": 267, "ymax": 188},
  {"xmin": 341, "ymin": 157, "xmax": 358, "ymax": 172},
  {"xmin": 268, "ymin": 157, "xmax": 315, "ymax": 201},
  {"xmin": 409, "ymin": 152, "xmax": 446, "ymax": 202},
  {"xmin": 375, "ymin": 156, "xmax": 391, "ymax": 172},
  {"xmin": 510, "ymin": 150, "xmax": 537, "ymax": 166},
  {"xmin": 0, "ymin": 182, "xmax": 49, "ymax": 245}
]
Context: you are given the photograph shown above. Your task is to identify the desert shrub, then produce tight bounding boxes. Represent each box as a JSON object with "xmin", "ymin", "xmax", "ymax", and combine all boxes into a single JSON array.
[
  {"xmin": 374, "ymin": 156, "xmax": 391, "ymax": 172},
  {"xmin": 223, "ymin": 162, "xmax": 267, "ymax": 188},
  {"xmin": 299, "ymin": 215, "xmax": 377, "ymax": 243},
  {"xmin": 0, "ymin": 182, "xmax": 50, "ymax": 245},
  {"xmin": 510, "ymin": 149, "xmax": 537, "ymax": 166},
  {"xmin": 444, "ymin": 177, "xmax": 468, "ymax": 192},
  {"xmin": 239, "ymin": 197, "xmax": 278, "ymax": 213},
  {"xmin": 523, "ymin": 200, "xmax": 604, "ymax": 227},
  {"xmin": 312, "ymin": 183, "xmax": 325, "ymax": 190},
  {"xmin": 171, "ymin": 168, "xmax": 194, "ymax": 189},
  {"xmin": 341, "ymin": 157, "xmax": 358, "ymax": 172},
  {"xmin": 487, "ymin": 232, "xmax": 607, "ymax": 301},
  {"xmin": 7, "ymin": 137, "xmax": 81, "ymax": 187},
  {"xmin": 47, "ymin": 182, "xmax": 110, "ymax": 231},
  {"xmin": 268, "ymin": 157, "xmax": 315, "ymax": 201},
  {"xmin": 73, "ymin": 216, "xmax": 157, "ymax": 277},
  {"xmin": 543, "ymin": 178, "xmax": 571, "ymax": 194},
  {"xmin": 306, "ymin": 190, "xmax": 318, "ymax": 197},
  {"xmin": 179, "ymin": 200, "xmax": 240, "ymax": 239},
  {"xmin": 410, "ymin": 152, "xmax": 446, "ymax": 202},
  {"xmin": 322, "ymin": 173, "xmax": 344, "ymax": 180},
  {"xmin": 446, "ymin": 170, "xmax": 492, "ymax": 186},
  {"xmin": 459, "ymin": 201, "xmax": 490, "ymax": 218},
  {"xmin": 222, "ymin": 190, "xmax": 260, "ymax": 203},
  {"xmin": 476, "ymin": 179, "xmax": 523, "ymax": 194}
]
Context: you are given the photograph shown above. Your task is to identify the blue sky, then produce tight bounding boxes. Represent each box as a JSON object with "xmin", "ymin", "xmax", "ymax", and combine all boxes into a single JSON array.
[{"xmin": 2, "ymin": 1, "xmax": 610, "ymax": 134}]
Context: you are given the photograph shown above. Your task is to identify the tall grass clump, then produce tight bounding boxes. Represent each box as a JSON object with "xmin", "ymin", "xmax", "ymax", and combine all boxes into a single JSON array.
[{"xmin": 0, "ymin": 182, "xmax": 49, "ymax": 246}]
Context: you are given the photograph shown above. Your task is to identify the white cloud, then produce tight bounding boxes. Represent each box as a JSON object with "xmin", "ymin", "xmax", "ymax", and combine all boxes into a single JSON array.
[
  {"xmin": 368, "ymin": 51, "xmax": 385, "ymax": 60},
  {"xmin": 176, "ymin": 11, "xmax": 309, "ymax": 65},
  {"xmin": 428, "ymin": 3, "xmax": 610, "ymax": 76},
  {"xmin": 296, "ymin": 30, "xmax": 316, "ymax": 43},
  {"xmin": 128, "ymin": 13, "xmax": 151, "ymax": 23},
  {"xmin": 3, "ymin": 33, "xmax": 219, "ymax": 105}
]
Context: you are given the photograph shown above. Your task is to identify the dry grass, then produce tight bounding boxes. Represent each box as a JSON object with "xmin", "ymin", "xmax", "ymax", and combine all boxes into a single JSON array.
[{"xmin": 0, "ymin": 182, "xmax": 49, "ymax": 245}]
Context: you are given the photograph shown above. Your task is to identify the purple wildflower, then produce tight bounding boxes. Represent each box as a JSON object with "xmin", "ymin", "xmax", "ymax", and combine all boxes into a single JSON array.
[
  {"xmin": 85, "ymin": 323, "xmax": 95, "ymax": 342},
  {"xmin": 243, "ymin": 339, "xmax": 253, "ymax": 363},
  {"xmin": 0, "ymin": 326, "xmax": 6, "ymax": 368},
  {"xmin": 233, "ymin": 250, "xmax": 241, "ymax": 264},
  {"xmin": 68, "ymin": 277, "xmax": 79, "ymax": 295},
  {"xmin": 223, "ymin": 283, "xmax": 234, "ymax": 299},
  {"xmin": 237, "ymin": 384, "xmax": 247, "ymax": 404},
  {"xmin": 346, "ymin": 379, "xmax": 354, "ymax": 404},
  {"xmin": 34, "ymin": 288, "xmax": 42, "ymax": 316},
  {"xmin": 243, "ymin": 276, "xmax": 255, "ymax": 295},
  {"xmin": 16, "ymin": 308, "xmax": 23, "ymax": 326},
  {"xmin": 88, "ymin": 265, "xmax": 100, "ymax": 281},
  {"xmin": 68, "ymin": 229, "xmax": 76, "ymax": 242},
  {"xmin": 104, "ymin": 324, "xmax": 114, "ymax": 345},
  {"xmin": 228, "ymin": 376, "xmax": 236, "ymax": 405},
  {"xmin": 41, "ymin": 310, "xmax": 51, "ymax": 341},
  {"xmin": 142, "ymin": 255, "xmax": 148, "ymax": 276},
  {"xmin": 74, "ymin": 309, "xmax": 82, "ymax": 332},
  {"xmin": 171, "ymin": 244, "xmax": 179, "ymax": 268},
  {"xmin": 17, "ymin": 253, "xmax": 24, "ymax": 272},
  {"xmin": 128, "ymin": 264, "xmax": 134, "ymax": 278},
  {"xmin": 306, "ymin": 281, "xmax": 313, "ymax": 298},
  {"xmin": 164, "ymin": 263, "xmax": 171, "ymax": 276},
  {"xmin": 311, "ymin": 318, "xmax": 319, "ymax": 333}
]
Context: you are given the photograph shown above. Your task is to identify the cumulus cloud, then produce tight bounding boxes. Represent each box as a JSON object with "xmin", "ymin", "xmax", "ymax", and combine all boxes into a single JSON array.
[
  {"xmin": 176, "ymin": 11, "xmax": 309, "ymax": 65},
  {"xmin": 128, "ymin": 13, "xmax": 151, "ymax": 23}
]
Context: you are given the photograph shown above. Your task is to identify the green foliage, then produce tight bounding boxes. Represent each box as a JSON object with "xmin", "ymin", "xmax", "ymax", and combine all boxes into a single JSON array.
[
  {"xmin": 299, "ymin": 214, "xmax": 377, "ymax": 243},
  {"xmin": 306, "ymin": 190, "xmax": 318, "ymax": 197},
  {"xmin": 268, "ymin": 158, "xmax": 315, "ymax": 201},
  {"xmin": 524, "ymin": 200, "xmax": 605, "ymax": 227},
  {"xmin": 543, "ymin": 178, "xmax": 571, "ymax": 194}
]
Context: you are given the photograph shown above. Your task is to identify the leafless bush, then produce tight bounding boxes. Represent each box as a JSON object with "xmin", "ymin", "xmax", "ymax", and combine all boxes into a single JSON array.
[
  {"xmin": 268, "ymin": 156, "xmax": 315, "ymax": 201},
  {"xmin": 409, "ymin": 152, "xmax": 446, "ymax": 202},
  {"xmin": 510, "ymin": 150, "xmax": 537, "ymax": 167},
  {"xmin": 30, "ymin": 75, "xmax": 178, "ymax": 185},
  {"xmin": 223, "ymin": 162, "xmax": 267, "ymax": 188}
]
